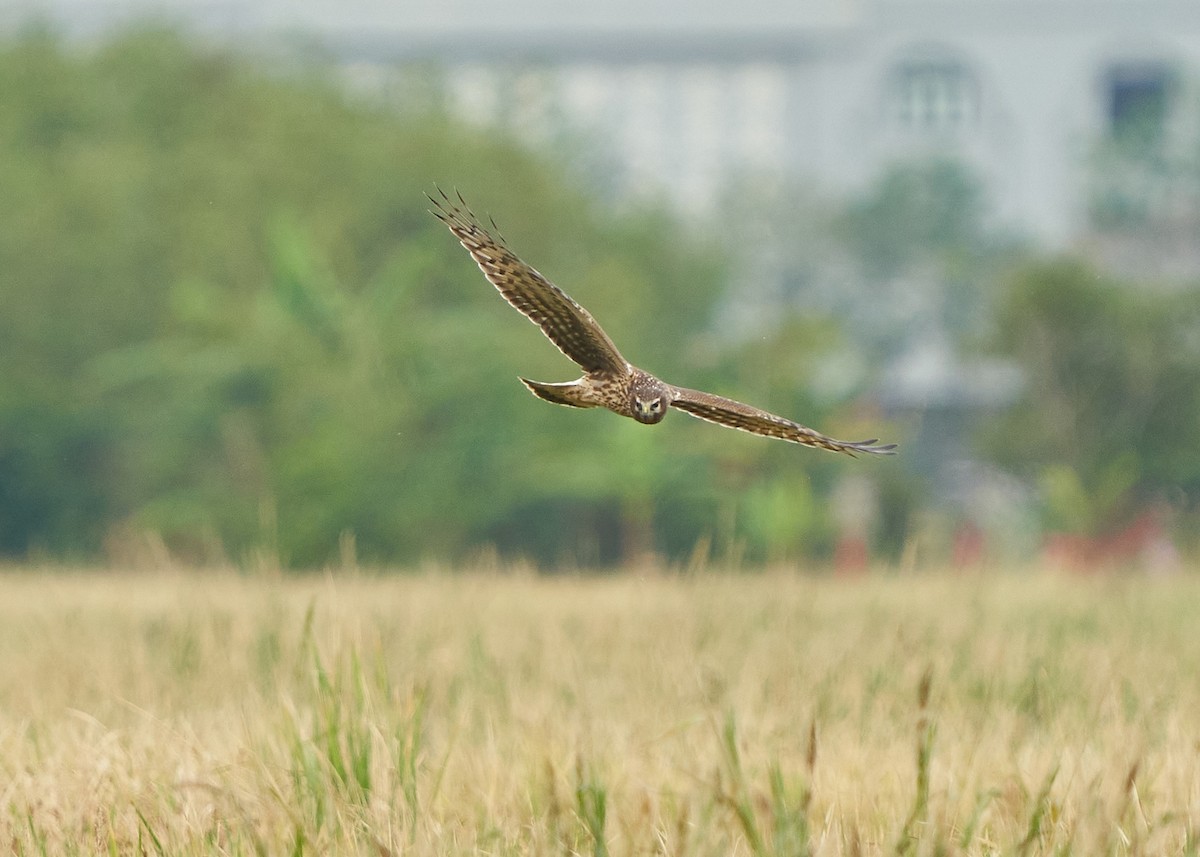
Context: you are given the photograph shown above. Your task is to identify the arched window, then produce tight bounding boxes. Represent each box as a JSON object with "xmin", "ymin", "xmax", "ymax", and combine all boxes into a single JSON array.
[{"xmin": 887, "ymin": 56, "xmax": 980, "ymax": 135}]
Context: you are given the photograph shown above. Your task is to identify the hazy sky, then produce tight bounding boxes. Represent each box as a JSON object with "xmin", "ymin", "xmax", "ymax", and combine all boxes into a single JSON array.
[{"xmin": 6, "ymin": 0, "xmax": 865, "ymax": 39}]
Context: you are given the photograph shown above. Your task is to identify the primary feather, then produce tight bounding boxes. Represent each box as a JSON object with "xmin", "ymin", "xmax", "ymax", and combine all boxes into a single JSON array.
[{"xmin": 431, "ymin": 188, "xmax": 897, "ymax": 457}]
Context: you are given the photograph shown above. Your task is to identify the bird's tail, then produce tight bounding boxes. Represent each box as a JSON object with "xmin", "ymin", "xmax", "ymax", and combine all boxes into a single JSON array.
[{"xmin": 519, "ymin": 378, "xmax": 595, "ymax": 409}]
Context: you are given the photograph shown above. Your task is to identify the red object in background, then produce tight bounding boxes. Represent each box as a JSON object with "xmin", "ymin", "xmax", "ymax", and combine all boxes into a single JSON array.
[
  {"xmin": 834, "ymin": 536, "xmax": 869, "ymax": 576},
  {"xmin": 952, "ymin": 521, "xmax": 986, "ymax": 568},
  {"xmin": 1043, "ymin": 510, "xmax": 1178, "ymax": 572}
]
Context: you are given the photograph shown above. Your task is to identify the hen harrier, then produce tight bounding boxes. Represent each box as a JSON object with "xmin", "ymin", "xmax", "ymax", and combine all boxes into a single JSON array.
[{"xmin": 430, "ymin": 189, "xmax": 895, "ymax": 457}]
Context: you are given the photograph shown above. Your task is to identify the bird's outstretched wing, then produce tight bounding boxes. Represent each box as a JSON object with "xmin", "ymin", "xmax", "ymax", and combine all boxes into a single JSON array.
[
  {"xmin": 669, "ymin": 386, "xmax": 897, "ymax": 456},
  {"xmin": 429, "ymin": 188, "xmax": 630, "ymax": 376}
]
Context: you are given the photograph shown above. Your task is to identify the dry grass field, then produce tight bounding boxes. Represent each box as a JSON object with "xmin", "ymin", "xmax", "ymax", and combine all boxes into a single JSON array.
[{"xmin": 1, "ymin": 566, "xmax": 1197, "ymax": 855}]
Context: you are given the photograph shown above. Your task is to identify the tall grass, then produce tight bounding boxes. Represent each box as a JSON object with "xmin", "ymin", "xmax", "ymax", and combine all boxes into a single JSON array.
[{"xmin": 0, "ymin": 567, "xmax": 1197, "ymax": 854}]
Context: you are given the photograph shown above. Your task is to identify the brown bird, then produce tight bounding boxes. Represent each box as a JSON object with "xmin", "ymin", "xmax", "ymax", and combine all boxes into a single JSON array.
[{"xmin": 430, "ymin": 188, "xmax": 896, "ymax": 457}]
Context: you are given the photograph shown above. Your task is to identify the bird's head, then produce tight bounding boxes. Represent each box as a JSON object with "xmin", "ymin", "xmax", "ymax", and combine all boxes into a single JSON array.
[
  {"xmin": 630, "ymin": 374, "xmax": 669, "ymax": 425},
  {"xmin": 633, "ymin": 395, "xmax": 667, "ymax": 424}
]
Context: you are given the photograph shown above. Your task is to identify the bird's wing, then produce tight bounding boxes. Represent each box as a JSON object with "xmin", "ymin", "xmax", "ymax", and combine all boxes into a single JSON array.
[
  {"xmin": 668, "ymin": 386, "xmax": 897, "ymax": 456},
  {"xmin": 429, "ymin": 188, "xmax": 631, "ymax": 376}
]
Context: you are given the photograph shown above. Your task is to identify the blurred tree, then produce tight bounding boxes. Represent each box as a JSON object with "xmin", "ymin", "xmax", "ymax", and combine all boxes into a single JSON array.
[
  {"xmin": 980, "ymin": 258, "xmax": 1200, "ymax": 534},
  {"xmin": 720, "ymin": 161, "xmax": 1020, "ymax": 360},
  {"xmin": 714, "ymin": 162, "xmax": 1017, "ymax": 559},
  {"xmin": 0, "ymin": 28, "xmax": 744, "ymax": 566},
  {"xmin": 834, "ymin": 159, "xmax": 1026, "ymax": 359},
  {"xmin": 839, "ymin": 158, "xmax": 988, "ymax": 279}
]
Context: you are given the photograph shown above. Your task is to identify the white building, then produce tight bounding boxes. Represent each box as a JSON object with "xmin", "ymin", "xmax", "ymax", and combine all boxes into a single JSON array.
[{"xmin": 8, "ymin": 0, "xmax": 1200, "ymax": 242}]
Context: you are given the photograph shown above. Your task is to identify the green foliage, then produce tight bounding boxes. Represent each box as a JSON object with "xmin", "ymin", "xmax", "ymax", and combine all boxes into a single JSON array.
[
  {"xmin": 835, "ymin": 159, "xmax": 1021, "ymax": 352},
  {"xmin": 3, "ymin": 27, "xmax": 850, "ymax": 566},
  {"xmin": 573, "ymin": 762, "xmax": 609, "ymax": 857},
  {"xmin": 982, "ymin": 258, "xmax": 1200, "ymax": 532},
  {"xmin": 839, "ymin": 158, "xmax": 989, "ymax": 279},
  {"xmin": 719, "ymin": 163, "xmax": 1016, "ymax": 557}
]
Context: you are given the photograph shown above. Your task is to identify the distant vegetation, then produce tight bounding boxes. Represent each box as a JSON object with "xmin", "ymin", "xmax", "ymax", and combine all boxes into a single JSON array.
[
  {"xmin": 0, "ymin": 28, "xmax": 849, "ymax": 566},
  {"xmin": 983, "ymin": 259, "xmax": 1200, "ymax": 542},
  {"xmin": 0, "ymin": 28, "xmax": 1196, "ymax": 568}
]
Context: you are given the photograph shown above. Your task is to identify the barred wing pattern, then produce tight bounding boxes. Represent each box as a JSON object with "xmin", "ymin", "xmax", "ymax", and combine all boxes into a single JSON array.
[
  {"xmin": 431, "ymin": 187, "xmax": 896, "ymax": 457},
  {"xmin": 428, "ymin": 189, "xmax": 630, "ymax": 376},
  {"xmin": 669, "ymin": 387, "xmax": 897, "ymax": 456}
]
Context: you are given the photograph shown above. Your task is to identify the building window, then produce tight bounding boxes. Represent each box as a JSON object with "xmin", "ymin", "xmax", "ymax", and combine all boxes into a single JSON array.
[
  {"xmin": 889, "ymin": 59, "xmax": 979, "ymax": 134},
  {"xmin": 1105, "ymin": 63, "xmax": 1174, "ymax": 146}
]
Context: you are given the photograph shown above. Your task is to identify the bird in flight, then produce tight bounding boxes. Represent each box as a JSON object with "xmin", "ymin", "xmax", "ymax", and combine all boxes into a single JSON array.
[{"xmin": 429, "ymin": 188, "xmax": 896, "ymax": 456}]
